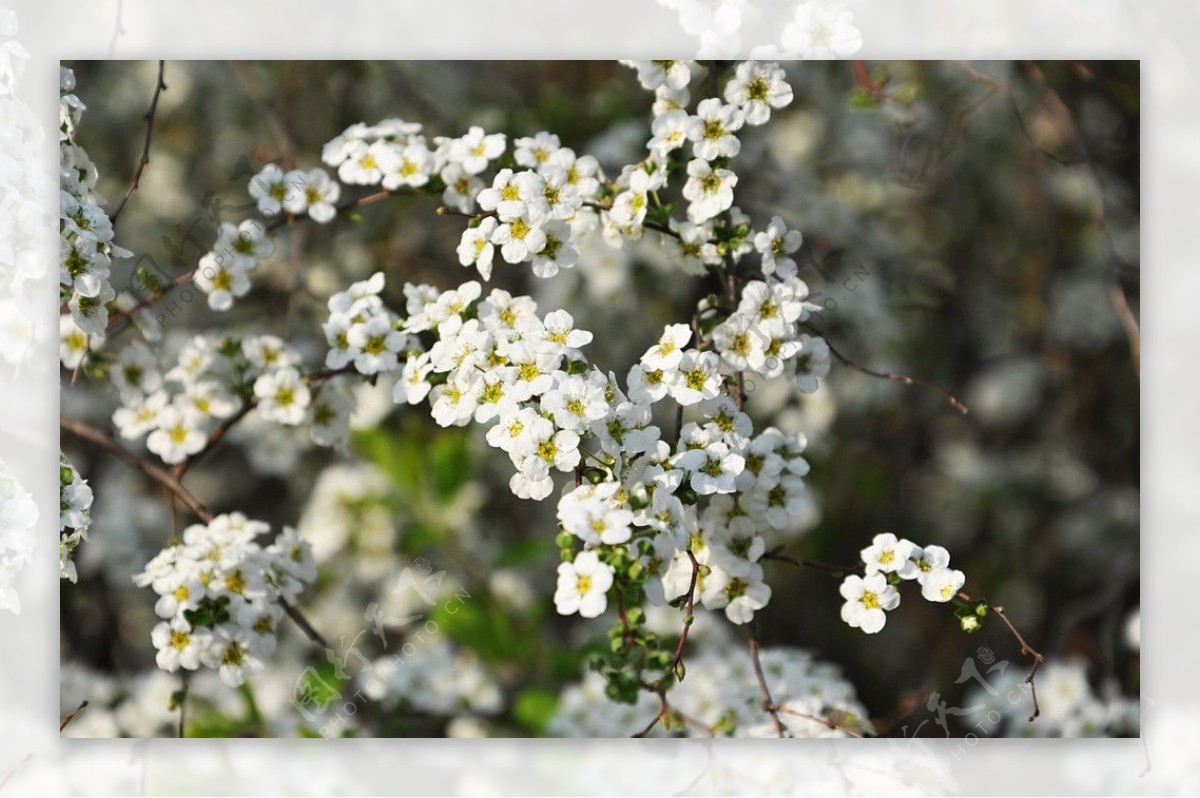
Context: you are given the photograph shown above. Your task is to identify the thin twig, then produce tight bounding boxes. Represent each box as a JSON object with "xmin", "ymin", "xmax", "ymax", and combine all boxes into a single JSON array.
[
  {"xmin": 631, "ymin": 690, "xmax": 715, "ymax": 738},
  {"xmin": 761, "ymin": 549, "xmax": 857, "ymax": 578},
  {"xmin": 803, "ymin": 321, "xmax": 969, "ymax": 415},
  {"xmin": 992, "ymin": 604, "xmax": 1046, "ymax": 722},
  {"xmin": 110, "ymin": 61, "xmax": 167, "ymax": 228},
  {"xmin": 670, "ymin": 550, "xmax": 701, "ymax": 677},
  {"xmin": 960, "ymin": 591, "xmax": 1046, "ymax": 722},
  {"xmin": 768, "ymin": 703, "xmax": 868, "ymax": 738},
  {"xmin": 747, "ymin": 628, "xmax": 787, "ymax": 737},
  {"xmin": 60, "ymin": 416, "xmax": 213, "ymax": 523},
  {"xmin": 107, "ymin": 190, "xmax": 398, "ymax": 333},
  {"xmin": 60, "ymin": 699, "xmax": 88, "ymax": 733},
  {"xmin": 177, "ymin": 674, "xmax": 188, "ymax": 737},
  {"xmin": 279, "ymin": 599, "xmax": 330, "ymax": 650}
]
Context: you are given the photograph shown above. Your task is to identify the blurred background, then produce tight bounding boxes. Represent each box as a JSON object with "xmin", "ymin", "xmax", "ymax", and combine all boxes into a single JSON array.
[{"xmin": 60, "ymin": 60, "xmax": 1139, "ymax": 737}]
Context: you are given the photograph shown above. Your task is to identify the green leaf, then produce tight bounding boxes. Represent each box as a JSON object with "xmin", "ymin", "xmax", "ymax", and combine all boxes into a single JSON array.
[{"xmin": 513, "ymin": 689, "xmax": 559, "ymax": 735}]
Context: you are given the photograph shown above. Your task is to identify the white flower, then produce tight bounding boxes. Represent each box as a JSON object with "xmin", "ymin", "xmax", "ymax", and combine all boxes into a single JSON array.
[
  {"xmin": 904, "ymin": 544, "xmax": 951, "ymax": 582},
  {"xmin": 701, "ymin": 554, "xmax": 771, "ymax": 624},
  {"xmin": 624, "ymin": 60, "xmax": 693, "ymax": 92},
  {"xmin": 675, "ymin": 440, "xmax": 745, "ymax": 495},
  {"xmin": 492, "ymin": 216, "xmax": 547, "ymax": 264},
  {"xmin": 194, "ymin": 252, "xmax": 252, "ymax": 312},
  {"xmin": 921, "ymin": 568, "xmax": 966, "ymax": 603},
  {"xmin": 554, "ymin": 551, "xmax": 614, "ymax": 619},
  {"xmin": 536, "ymin": 309, "xmax": 593, "ymax": 355},
  {"xmin": 347, "ymin": 315, "xmax": 408, "ymax": 375},
  {"xmin": 542, "ymin": 372, "xmax": 609, "ymax": 433},
  {"xmin": 151, "ymin": 619, "xmax": 209, "ymax": 672},
  {"xmin": 531, "ymin": 221, "xmax": 579, "ymax": 279},
  {"xmin": 669, "ymin": 349, "xmax": 723, "ymax": 405},
  {"xmin": 382, "ymin": 142, "xmax": 435, "ymax": 190},
  {"xmin": 60, "ymin": 314, "xmax": 100, "ymax": 369},
  {"xmin": 214, "ymin": 219, "xmax": 274, "ymax": 271},
  {"xmin": 781, "ymin": 2, "xmax": 863, "ymax": 59},
  {"xmin": 248, "ymin": 164, "xmax": 289, "ymax": 216},
  {"xmin": 648, "ymin": 109, "xmax": 690, "ymax": 159},
  {"xmin": 682, "ymin": 158, "xmax": 737, "ymax": 223},
  {"xmin": 451, "ymin": 126, "xmax": 506, "ymax": 174},
  {"xmin": 254, "ymin": 367, "xmax": 311, "ymax": 426},
  {"xmin": 514, "ymin": 132, "xmax": 561, "ymax": 169},
  {"xmin": 642, "ymin": 323, "xmax": 692, "ymax": 372},
  {"xmin": 724, "ymin": 61, "xmax": 794, "ymax": 125},
  {"xmin": 712, "ymin": 313, "xmax": 768, "ymax": 372},
  {"xmin": 146, "ymin": 405, "xmax": 207, "ymax": 464},
  {"xmin": 457, "ymin": 218, "xmax": 499, "ymax": 281},
  {"xmin": 205, "ymin": 628, "xmax": 264, "ymax": 687},
  {"xmin": 839, "ymin": 573, "xmax": 900, "ymax": 634},
  {"xmin": 794, "ymin": 334, "xmax": 832, "ymax": 394},
  {"xmin": 478, "ymin": 168, "xmax": 540, "ymax": 221},
  {"xmin": 860, "ymin": 533, "xmax": 916, "ymax": 576},
  {"xmin": 754, "ymin": 216, "xmax": 803, "ymax": 278},
  {"xmin": 283, "ymin": 168, "xmax": 341, "ymax": 223},
  {"xmin": 687, "ymin": 98, "xmax": 744, "ymax": 161}
]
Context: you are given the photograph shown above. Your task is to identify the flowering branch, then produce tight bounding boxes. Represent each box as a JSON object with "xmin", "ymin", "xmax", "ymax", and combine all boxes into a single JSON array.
[
  {"xmin": 960, "ymin": 591, "xmax": 1046, "ymax": 721},
  {"xmin": 60, "ymin": 415, "xmax": 213, "ymax": 523},
  {"xmin": 110, "ymin": 60, "xmax": 167, "ymax": 229}
]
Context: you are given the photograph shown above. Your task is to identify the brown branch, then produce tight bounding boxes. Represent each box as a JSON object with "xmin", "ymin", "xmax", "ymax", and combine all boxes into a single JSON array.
[
  {"xmin": 768, "ymin": 703, "xmax": 868, "ymax": 738},
  {"xmin": 850, "ymin": 60, "xmax": 884, "ymax": 103},
  {"xmin": 279, "ymin": 599, "xmax": 330, "ymax": 650},
  {"xmin": 60, "ymin": 416, "xmax": 213, "ymax": 523},
  {"xmin": 110, "ymin": 61, "xmax": 167, "ymax": 229},
  {"xmin": 960, "ymin": 591, "xmax": 1046, "ymax": 722},
  {"xmin": 1110, "ymin": 282, "xmax": 1140, "ymax": 378},
  {"xmin": 177, "ymin": 674, "xmax": 188, "ymax": 737},
  {"xmin": 992, "ymin": 603, "xmax": 1046, "ymax": 722},
  {"xmin": 670, "ymin": 550, "xmax": 701, "ymax": 678},
  {"xmin": 803, "ymin": 322, "xmax": 969, "ymax": 415},
  {"xmin": 107, "ymin": 190, "xmax": 398, "ymax": 333},
  {"xmin": 747, "ymin": 628, "xmax": 787, "ymax": 737},
  {"xmin": 59, "ymin": 700, "xmax": 88, "ymax": 733},
  {"xmin": 761, "ymin": 549, "xmax": 856, "ymax": 578},
  {"xmin": 631, "ymin": 688, "xmax": 715, "ymax": 738}
]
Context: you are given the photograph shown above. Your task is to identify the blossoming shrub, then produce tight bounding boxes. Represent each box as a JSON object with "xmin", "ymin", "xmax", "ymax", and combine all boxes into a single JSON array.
[{"xmin": 59, "ymin": 59, "xmax": 1140, "ymax": 738}]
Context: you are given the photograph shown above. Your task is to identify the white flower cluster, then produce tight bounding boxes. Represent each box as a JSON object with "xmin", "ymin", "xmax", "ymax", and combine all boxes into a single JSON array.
[
  {"xmin": 111, "ymin": 332, "xmax": 347, "ymax": 465},
  {"xmin": 550, "ymin": 643, "xmax": 869, "ymax": 738},
  {"xmin": 359, "ymin": 638, "xmax": 503, "ymax": 721},
  {"xmin": 133, "ymin": 513, "xmax": 316, "ymax": 687},
  {"xmin": 193, "ymin": 218, "xmax": 275, "ymax": 311},
  {"xmin": 320, "ymin": 274, "xmax": 816, "ymax": 627},
  {"xmin": 0, "ymin": 458, "xmax": 37, "ymax": 614},
  {"xmin": 614, "ymin": 60, "xmax": 791, "ymax": 233},
  {"xmin": 59, "ymin": 66, "xmax": 130, "ymax": 358},
  {"xmin": 838, "ymin": 533, "xmax": 966, "ymax": 634},
  {"xmin": 59, "ymin": 453, "xmax": 94, "ymax": 583}
]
